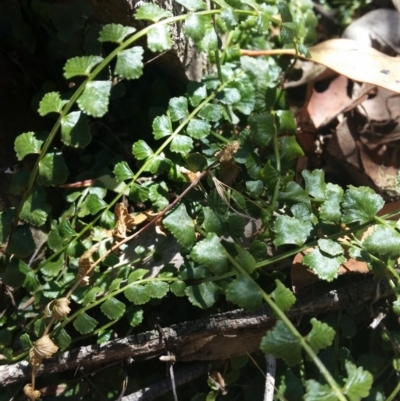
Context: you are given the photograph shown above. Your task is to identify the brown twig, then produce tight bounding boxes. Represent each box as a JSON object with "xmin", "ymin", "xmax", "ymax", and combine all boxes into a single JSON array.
[{"xmin": 0, "ymin": 273, "xmax": 392, "ymax": 386}]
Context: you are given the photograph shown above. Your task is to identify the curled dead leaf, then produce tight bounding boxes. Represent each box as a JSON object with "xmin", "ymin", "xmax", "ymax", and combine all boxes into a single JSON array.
[
  {"xmin": 77, "ymin": 247, "xmax": 96, "ymax": 287},
  {"xmin": 180, "ymin": 166, "xmax": 201, "ymax": 183}
]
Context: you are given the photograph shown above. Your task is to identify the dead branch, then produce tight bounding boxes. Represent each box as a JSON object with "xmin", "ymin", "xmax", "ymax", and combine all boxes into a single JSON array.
[{"xmin": 0, "ymin": 274, "xmax": 392, "ymax": 387}]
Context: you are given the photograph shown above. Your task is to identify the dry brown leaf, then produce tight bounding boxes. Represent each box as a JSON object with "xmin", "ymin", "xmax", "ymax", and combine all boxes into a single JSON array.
[
  {"xmin": 219, "ymin": 160, "xmax": 241, "ymax": 186},
  {"xmin": 358, "ymin": 87, "xmax": 400, "ymax": 121},
  {"xmin": 244, "ymin": 39, "xmax": 400, "ymax": 93},
  {"xmin": 306, "ymin": 75, "xmax": 351, "ymax": 128},
  {"xmin": 306, "ymin": 39, "xmax": 400, "ymax": 93},
  {"xmin": 358, "ymin": 141, "xmax": 399, "ymax": 196},
  {"xmin": 378, "ymin": 199, "xmax": 400, "ymax": 219}
]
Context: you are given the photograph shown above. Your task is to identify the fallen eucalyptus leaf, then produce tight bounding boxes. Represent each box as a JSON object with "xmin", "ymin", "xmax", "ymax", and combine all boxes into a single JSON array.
[{"xmin": 242, "ymin": 39, "xmax": 400, "ymax": 93}]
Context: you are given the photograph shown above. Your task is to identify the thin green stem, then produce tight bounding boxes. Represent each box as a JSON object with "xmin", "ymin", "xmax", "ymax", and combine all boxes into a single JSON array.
[
  {"xmin": 36, "ymin": 72, "xmax": 238, "ymax": 272},
  {"xmin": 227, "ymin": 253, "xmax": 347, "ymax": 401},
  {"xmin": 386, "ymin": 376, "xmax": 400, "ymax": 401},
  {"xmin": 374, "ymin": 215, "xmax": 394, "ymax": 229},
  {"xmin": 269, "ymin": 115, "xmax": 281, "ymax": 211},
  {"xmin": 56, "ymin": 277, "xmax": 177, "ymax": 334},
  {"xmin": 255, "ymin": 221, "xmax": 372, "ymax": 269},
  {"xmin": 210, "ymin": 130, "xmax": 231, "ymax": 143},
  {"xmin": 7, "ymin": 7, "xmax": 249, "ymax": 249}
]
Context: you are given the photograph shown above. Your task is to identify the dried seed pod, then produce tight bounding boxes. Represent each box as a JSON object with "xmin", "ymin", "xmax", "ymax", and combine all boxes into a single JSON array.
[
  {"xmin": 31, "ymin": 335, "xmax": 59, "ymax": 361},
  {"xmin": 47, "ymin": 298, "xmax": 71, "ymax": 319},
  {"xmin": 23, "ymin": 384, "xmax": 41, "ymax": 400},
  {"xmin": 215, "ymin": 141, "xmax": 240, "ymax": 163}
]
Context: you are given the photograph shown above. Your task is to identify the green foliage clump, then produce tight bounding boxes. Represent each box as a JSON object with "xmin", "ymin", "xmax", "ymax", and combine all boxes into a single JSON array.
[{"xmin": 0, "ymin": 0, "xmax": 399, "ymax": 400}]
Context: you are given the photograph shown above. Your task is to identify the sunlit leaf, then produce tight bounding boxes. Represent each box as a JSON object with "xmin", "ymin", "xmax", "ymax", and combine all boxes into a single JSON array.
[
  {"xmin": 185, "ymin": 282, "xmax": 219, "ymax": 309},
  {"xmin": 220, "ymin": 7, "xmax": 238, "ymax": 29},
  {"xmin": 132, "ymin": 140, "xmax": 153, "ymax": 160},
  {"xmin": 175, "ymin": 0, "xmax": 206, "ymax": 11},
  {"xmin": 153, "ymin": 115, "xmax": 173, "ymax": 139},
  {"xmin": 318, "ymin": 239, "xmax": 343, "ymax": 257},
  {"xmin": 198, "ymin": 104, "xmax": 222, "ymax": 121},
  {"xmin": 77, "ymin": 81, "xmax": 112, "ymax": 117},
  {"xmin": 363, "ymin": 226, "xmax": 400, "ymax": 258},
  {"xmin": 226, "ymin": 276, "xmax": 262, "ymax": 310},
  {"xmin": 302, "ymin": 169, "xmax": 326, "ymax": 201},
  {"xmin": 343, "ymin": 361, "xmax": 373, "ymax": 401},
  {"xmin": 83, "ymin": 287, "xmax": 102, "ymax": 306},
  {"xmin": 169, "ymin": 97, "xmax": 189, "ymax": 121},
  {"xmin": 304, "ymin": 380, "xmax": 337, "ymax": 401},
  {"xmin": 188, "ymin": 82, "xmax": 207, "ymax": 106},
  {"xmin": 235, "ymin": 248, "xmax": 256, "ymax": 274},
  {"xmin": 280, "ymin": 136, "xmax": 304, "ymax": 165},
  {"xmin": 202, "ymin": 207, "xmax": 225, "ymax": 236},
  {"xmin": 37, "ymin": 150, "xmax": 69, "ymax": 186},
  {"xmin": 56, "ymin": 329, "xmax": 71, "ymax": 351},
  {"xmin": 186, "ymin": 118, "xmax": 211, "ymax": 139},
  {"xmin": 320, "ymin": 184, "xmax": 343, "ymax": 223},
  {"xmin": 114, "ymin": 161, "xmax": 134, "ymax": 181},
  {"xmin": 198, "ymin": 25, "xmax": 218, "ymax": 52},
  {"xmin": 271, "ymin": 280, "xmax": 295, "ymax": 312},
  {"xmin": 279, "ymin": 181, "xmax": 311, "ymax": 209},
  {"xmin": 86, "ymin": 194, "xmax": 107, "ymax": 214},
  {"xmin": 99, "ymin": 23, "xmax": 136, "ymax": 43},
  {"xmin": 302, "ymin": 249, "xmax": 345, "ymax": 282},
  {"xmin": 64, "ymin": 55, "xmax": 103, "ymax": 79},
  {"xmin": 73, "ymin": 312, "xmax": 98, "ymax": 334},
  {"xmin": 128, "ymin": 269, "xmax": 148, "ymax": 283},
  {"xmin": 273, "ymin": 215, "xmax": 312, "ymax": 247},
  {"xmin": 249, "ymin": 112, "xmax": 276, "ymax": 146},
  {"xmin": 306, "ymin": 318, "xmax": 335, "ymax": 354},
  {"xmin": 163, "ymin": 203, "xmax": 196, "ymax": 248},
  {"xmin": 147, "ymin": 25, "xmax": 172, "ymax": 52},
  {"xmin": 170, "ymin": 134, "xmax": 193, "ymax": 153},
  {"xmin": 115, "ymin": 47, "xmax": 144, "ymax": 79},
  {"xmin": 190, "ymin": 233, "xmax": 228, "ymax": 275},
  {"xmin": 135, "ymin": 3, "xmax": 172, "ymax": 22},
  {"xmin": 127, "ymin": 306, "xmax": 144, "ymax": 327},
  {"xmin": 342, "ymin": 186, "xmax": 384, "ymax": 224},
  {"xmin": 171, "ymin": 280, "xmax": 186, "ymax": 297},
  {"xmin": 260, "ymin": 320, "xmax": 302, "ymax": 365},
  {"xmin": 101, "ymin": 297, "xmax": 126, "ymax": 320},
  {"xmin": 14, "ymin": 132, "xmax": 44, "ymax": 161},
  {"xmin": 184, "ymin": 14, "xmax": 208, "ymax": 41},
  {"xmin": 20, "ymin": 185, "xmax": 50, "ymax": 227},
  {"xmin": 61, "ymin": 111, "xmax": 91, "ymax": 148},
  {"xmin": 124, "ymin": 284, "xmax": 150, "ymax": 305},
  {"xmin": 146, "ymin": 281, "xmax": 169, "ymax": 299},
  {"xmin": 38, "ymin": 92, "xmax": 68, "ymax": 116}
]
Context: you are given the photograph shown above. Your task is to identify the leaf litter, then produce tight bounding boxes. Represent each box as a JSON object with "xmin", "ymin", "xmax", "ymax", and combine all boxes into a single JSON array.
[{"xmin": 283, "ymin": 8, "xmax": 400, "ymax": 289}]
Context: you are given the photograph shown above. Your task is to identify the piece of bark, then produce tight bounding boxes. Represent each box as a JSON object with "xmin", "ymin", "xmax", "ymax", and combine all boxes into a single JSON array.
[
  {"xmin": 58, "ymin": 0, "xmax": 205, "ymax": 82},
  {"xmin": 0, "ymin": 273, "xmax": 392, "ymax": 386}
]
